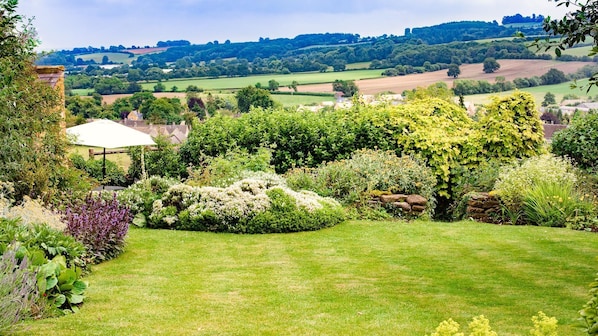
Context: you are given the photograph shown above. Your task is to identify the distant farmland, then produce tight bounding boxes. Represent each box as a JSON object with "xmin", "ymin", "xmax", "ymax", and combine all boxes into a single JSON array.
[{"xmin": 296, "ymin": 59, "xmax": 593, "ymax": 95}]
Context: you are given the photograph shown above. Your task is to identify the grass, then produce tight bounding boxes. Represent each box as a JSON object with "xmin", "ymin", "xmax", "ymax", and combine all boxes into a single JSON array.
[
  {"xmin": 140, "ymin": 69, "xmax": 385, "ymax": 92},
  {"xmin": 76, "ymin": 52, "xmax": 136, "ymax": 65},
  {"xmin": 16, "ymin": 220, "xmax": 598, "ymax": 335}
]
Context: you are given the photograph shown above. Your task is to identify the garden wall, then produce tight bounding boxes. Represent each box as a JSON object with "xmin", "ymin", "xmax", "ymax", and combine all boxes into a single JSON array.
[
  {"xmin": 465, "ymin": 192, "xmax": 501, "ymax": 223},
  {"xmin": 370, "ymin": 194, "xmax": 429, "ymax": 216}
]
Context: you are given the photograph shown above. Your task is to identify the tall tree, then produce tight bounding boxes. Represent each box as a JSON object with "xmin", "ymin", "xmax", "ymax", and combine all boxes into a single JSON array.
[{"xmin": 0, "ymin": 0, "xmax": 70, "ymax": 201}]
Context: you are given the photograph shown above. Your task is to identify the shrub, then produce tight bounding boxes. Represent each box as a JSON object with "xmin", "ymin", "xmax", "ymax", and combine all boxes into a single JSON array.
[
  {"xmin": 128, "ymin": 135, "xmax": 187, "ymax": 180},
  {"xmin": 494, "ymin": 154, "xmax": 578, "ymax": 211},
  {"xmin": 148, "ymin": 177, "xmax": 344, "ymax": 233},
  {"xmin": 579, "ymin": 272, "xmax": 598, "ymax": 336},
  {"xmin": 62, "ymin": 193, "xmax": 132, "ymax": 264},
  {"xmin": 286, "ymin": 149, "xmax": 437, "ymax": 216},
  {"xmin": 0, "ymin": 250, "xmax": 40, "ymax": 333},
  {"xmin": 522, "ymin": 180, "xmax": 592, "ymax": 227},
  {"xmin": 427, "ymin": 313, "xmax": 558, "ymax": 336},
  {"xmin": 0, "ymin": 218, "xmax": 87, "ymax": 314},
  {"xmin": 186, "ymin": 148, "xmax": 275, "ymax": 187},
  {"xmin": 552, "ymin": 113, "xmax": 598, "ymax": 171},
  {"xmin": 117, "ymin": 176, "xmax": 179, "ymax": 218},
  {"xmin": 70, "ymin": 153, "xmax": 129, "ymax": 187},
  {"xmin": 0, "ymin": 218, "xmax": 85, "ymax": 269}
]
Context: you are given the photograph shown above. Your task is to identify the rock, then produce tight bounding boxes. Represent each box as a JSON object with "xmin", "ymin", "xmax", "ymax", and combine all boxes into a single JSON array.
[
  {"xmin": 380, "ymin": 194, "xmax": 408, "ymax": 203},
  {"xmin": 466, "ymin": 206, "xmax": 486, "ymax": 214},
  {"xmin": 411, "ymin": 205, "xmax": 426, "ymax": 212},
  {"xmin": 393, "ymin": 202, "xmax": 412, "ymax": 212},
  {"xmin": 406, "ymin": 194, "xmax": 427, "ymax": 206}
]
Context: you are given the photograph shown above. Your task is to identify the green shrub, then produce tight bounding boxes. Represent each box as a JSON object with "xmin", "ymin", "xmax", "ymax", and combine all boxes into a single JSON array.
[
  {"xmin": 148, "ymin": 177, "xmax": 344, "ymax": 233},
  {"xmin": 286, "ymin": 149, "xmax": 437, "ymax": 216},
  {"xmin": 579, "ymin": 271, "xmax": 598, "ymax": 336},
  {"xmin": 428, "ymin": 313, "xmax": 558, "ymax": 336},
  {"xmin": 0, "ymin": 218, "xmax": 88, "ymax": 314},
  {"xmin": 552, "ymin": 113, "xmax": 598, "ymax": 171},
  {"xmin": 0, "ymin": 218, "xmax": 86, "ymax": 269},
  {"xmin": 69, "ymin": 153, "xmax": 129, "ymax": 187},
  {"xmin": 494, "ymin": 154, "xmax": 578, "ymax": 210},
  {"xmin": 117, "ymin": 176, "xmax": 179, "ymax": 219},
  {"xmin": 522, "ymin": 180, "xmax": 590, "ymax": 227},
  {"xmin": 186, "ymin": 148, "xmax": 274, "ymax": 187},
  {"xmin": 128, "ymin": 135, "xmax": 187, "ymax": 180}
]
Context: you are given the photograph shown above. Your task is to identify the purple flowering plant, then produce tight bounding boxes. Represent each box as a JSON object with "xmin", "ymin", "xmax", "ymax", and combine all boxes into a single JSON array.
[{"xmin": 62, "ymin": 192, "xmax": 132, "ymax": 264}]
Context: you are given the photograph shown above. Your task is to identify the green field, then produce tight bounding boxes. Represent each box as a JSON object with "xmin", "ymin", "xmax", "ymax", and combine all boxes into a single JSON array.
[
  {"xmin": 76, "ymin": 52, "xmax": 136, "ymax": 65},
  {"xmin": 272, "ymin": 93, "xmax": 335, "ymax": 106},
  {"xmin": 17, "ymin": 221, "xmax": 598, "ymax": 335},
  {"xmin": 140, "ymin": 69, "xmax": 385, "ymax": 92},
  {"xmin": 559, "ymin": 45, "xmax": 595, "ymax": 57},
  {"xmin": 466, "ymin": 78, "xmax": 598, "ymax": 105}
]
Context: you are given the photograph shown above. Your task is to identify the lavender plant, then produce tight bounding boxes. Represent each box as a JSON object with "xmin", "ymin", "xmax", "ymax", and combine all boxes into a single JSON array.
[
  {"xmin": 63, "ymin": 193, "xmax": 132, "ymax": 264},
  {"xmin": 0, "ymin": 249, "xmax": 40, "ymax": 333}
]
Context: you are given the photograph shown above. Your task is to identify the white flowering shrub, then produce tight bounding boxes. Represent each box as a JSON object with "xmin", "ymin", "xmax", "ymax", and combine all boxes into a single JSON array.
[{"xmin": 148, "ymin": 177, "xmax": 345, "ymax": 233}]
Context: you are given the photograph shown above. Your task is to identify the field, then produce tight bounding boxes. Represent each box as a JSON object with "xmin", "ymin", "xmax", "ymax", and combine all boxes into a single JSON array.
[
  {"xmin": 296, "ymin": 60, "xmax": 592, "ymax": 95},
  {"xmin": 17, "ymin": 221, "xmax": 598, "ymax": 335},
  {"xmin": 85, "ymin": 59, "xmax": 594, "ymax": 107},
  {"xmin": 76, "ymin": 52, "xmax": 136, "ymax": 65},
  {"xmin": 139, "ymin": 69, "xmax": 386, "ymax": 92}
]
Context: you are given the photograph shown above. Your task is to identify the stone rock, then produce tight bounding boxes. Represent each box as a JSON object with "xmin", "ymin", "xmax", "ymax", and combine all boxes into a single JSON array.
[
  {"xmin": 380, "ymin": 194, "xmax": 408, "ymax": 203},
  {"xmin": 466, "ymin": 206, "xmax": 486, "ymax": 214},
  {"xmin": 406, "ymin": 194, "xmax": 427, "ymax": 206},
  {"xmin": 393, "ymin": 202, "xmax": 411, "ymax": 212},
  {"xmin": 411, "ymin": 205, "xmax": 426, "ymax": 212},
  {"xmin": 469, "ymin": 192, "xmax": 489, "ymax": 200}
]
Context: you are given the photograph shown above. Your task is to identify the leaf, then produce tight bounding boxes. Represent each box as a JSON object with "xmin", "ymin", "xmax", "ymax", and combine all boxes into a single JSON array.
[
  {"xmin": 133, "ymin": 213, "xmax": 147, "ymax": 227},
  {"xmin": 53, "ymin": 294, "xmax": 66, "ymax": 308},
  {"xmin": 58, "ymin": 268, "xmax": 77, "ymax": 285},
  {"xmin": 46, "ymin": 276, "xmax": 59, "ymax": 290},
  {"xmin": 71, "ymin": 280, "xmax": 88, "ymax": 295},
  {"xmin": 69, "ymin": 294, "xmax": 85, "ymax": 305}
]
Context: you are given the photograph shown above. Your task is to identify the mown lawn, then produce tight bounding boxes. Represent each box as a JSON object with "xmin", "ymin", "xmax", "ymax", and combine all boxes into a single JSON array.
[{"xmin": 17, "ymin": 220, "xmax": 598, "ymax": 335}]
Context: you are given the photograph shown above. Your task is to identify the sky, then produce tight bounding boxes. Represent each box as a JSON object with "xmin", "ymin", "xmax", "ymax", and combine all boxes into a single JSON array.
[{"xmin": 18, "ymin": 0, "xmax": 571, "ymax": 51}]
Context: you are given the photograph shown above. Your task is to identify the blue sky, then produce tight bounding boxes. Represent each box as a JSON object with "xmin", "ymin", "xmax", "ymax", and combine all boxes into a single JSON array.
[{"xmin": 18, "ymin": 0, "xmax": 570, "ymax": 51}]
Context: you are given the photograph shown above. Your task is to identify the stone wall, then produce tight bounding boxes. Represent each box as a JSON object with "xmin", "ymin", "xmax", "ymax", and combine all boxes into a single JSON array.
[
  {"xmin": 369, "ymin": 194, "xmax": 428, "ymax": 217},
  {"xmin": 465, "ymin": 192, "xmax": 501, "ymax": 223}
]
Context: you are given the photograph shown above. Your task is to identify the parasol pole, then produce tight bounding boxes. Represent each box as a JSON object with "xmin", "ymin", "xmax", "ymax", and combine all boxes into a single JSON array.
[
  {"xmin": 102, "ymin": 147, "xmax": 107, "ymax": 183},
  {"xmin": 141, "ymin": 146, "xmax": 147, "ymax": 180}
]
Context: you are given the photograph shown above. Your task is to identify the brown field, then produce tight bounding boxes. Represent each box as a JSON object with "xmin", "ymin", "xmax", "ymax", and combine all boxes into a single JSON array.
[
  {"xmin": 296, "ymin": 60, "xmax": 593, "ymax": 95},
  {"xmin": 124, "ymin": 47, "xmax": 169, "ymax": 55}
]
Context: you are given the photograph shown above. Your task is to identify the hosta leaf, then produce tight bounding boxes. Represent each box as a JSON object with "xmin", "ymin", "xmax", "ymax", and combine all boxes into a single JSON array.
[
  {"xmin": 72, "ymin": 280, "xmax": 88, "ymax": 295},
  {"xmin": 69, "ymin": 294, "xmax": 85, "ymax": 304}
]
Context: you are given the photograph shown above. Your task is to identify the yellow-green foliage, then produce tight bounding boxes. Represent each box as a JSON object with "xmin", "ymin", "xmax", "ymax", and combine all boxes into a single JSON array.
[
  {"xmin": 428, "ymin": 313, "xmax": 558, "ymax": 336},
  {"xmin": 530, "ymin": 312, "xmax": 558, "ymax": 336},
  {"xmin": 474, "ymin": 91, "xmax": 545, "ymax": 160}
]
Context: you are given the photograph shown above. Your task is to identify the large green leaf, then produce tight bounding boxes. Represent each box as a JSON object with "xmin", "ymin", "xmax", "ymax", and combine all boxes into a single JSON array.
[
  {"xmin": 71, "ymin": 280, "xmax": 88, "ymax": 295},
  {"xmin": 45, "ymin": 276, "xmax": 58, "ymax": 290},
  {"xmin": 69, "ymin": 294, "xmax": 85, "ymax": 305},
  {"xmin": 53, "ymin": 294, "xmax": 66, "ymax": 307},
  {"xmin": 57, "ymin": 268, "xmax": 77, "ymax": 285}
]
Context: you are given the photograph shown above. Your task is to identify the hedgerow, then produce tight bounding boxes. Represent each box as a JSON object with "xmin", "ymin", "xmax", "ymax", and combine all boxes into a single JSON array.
[{"xmin": 180, "ymin": 91, "xmax": 544, "ymax": 206}]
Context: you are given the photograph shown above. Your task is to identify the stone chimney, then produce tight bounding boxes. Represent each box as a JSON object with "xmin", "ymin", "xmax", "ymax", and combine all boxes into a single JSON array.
[{"xmin": 35, "ymin": 66, "xmax": 66, "ymax": 132}]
